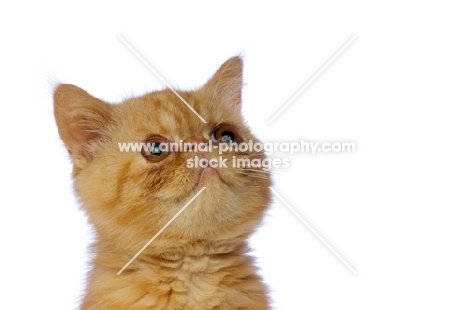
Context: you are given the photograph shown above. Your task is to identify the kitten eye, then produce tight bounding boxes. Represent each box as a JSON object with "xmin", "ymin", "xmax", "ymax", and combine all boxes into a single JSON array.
[
  {"xmin": 211, "ymin": 125, "xmax": 242, "ymax": 144},
  {"xmin": 141, "ymin": 137, "xmax": 170, "ymax": 162}
]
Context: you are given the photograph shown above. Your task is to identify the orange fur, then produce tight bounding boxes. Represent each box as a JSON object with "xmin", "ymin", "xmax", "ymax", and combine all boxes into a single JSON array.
[{"xmin": 54, "ymin": 57, "xmax": 272, "ymax": 309}]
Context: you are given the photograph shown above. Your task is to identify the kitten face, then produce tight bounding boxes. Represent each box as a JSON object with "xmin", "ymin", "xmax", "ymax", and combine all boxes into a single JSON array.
[{"xmin": 54, "ymin": 57, "xmax": 271, "ymax": 254}]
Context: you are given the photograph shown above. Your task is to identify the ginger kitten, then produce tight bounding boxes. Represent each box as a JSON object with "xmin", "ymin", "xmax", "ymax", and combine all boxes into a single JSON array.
[{"xmin": 54, "ymin": 57, "xmax": 271, "ymax": 309}]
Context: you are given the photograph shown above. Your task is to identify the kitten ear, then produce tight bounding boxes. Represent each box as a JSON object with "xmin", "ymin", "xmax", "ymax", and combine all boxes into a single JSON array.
[
  {"xmin": 203, "ymin": 56, "xmax": 243, "ymax": 107},
  {"xmin": 53, "ymin": 84, "xmax": 113, "ymax": 162}
]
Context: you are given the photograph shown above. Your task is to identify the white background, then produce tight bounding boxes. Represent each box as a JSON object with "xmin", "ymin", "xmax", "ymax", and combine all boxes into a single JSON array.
[{"xmin": 1, "ymin": 1, "xmax": 467, "ymax": 309}]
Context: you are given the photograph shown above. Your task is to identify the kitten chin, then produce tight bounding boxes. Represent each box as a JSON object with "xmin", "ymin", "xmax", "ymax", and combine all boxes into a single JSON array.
[{"xmin": 54, "ymin": 56, "xmax": 272, "ymax": 309}]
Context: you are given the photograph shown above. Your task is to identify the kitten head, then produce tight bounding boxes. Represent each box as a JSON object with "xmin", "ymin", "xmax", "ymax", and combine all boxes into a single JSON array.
[{"xmin": 54, "ymin": 57, "xmax": 271, "ymax": 254}]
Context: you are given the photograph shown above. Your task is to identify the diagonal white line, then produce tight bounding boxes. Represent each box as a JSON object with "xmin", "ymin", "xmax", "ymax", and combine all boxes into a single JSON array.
[
  {"xmin": 268, "ymin": 36, "xmax": 356, "ymax": 123},
  {"xmin": 270, "ymin": 187, "xmax": 357, "ymax": 274},
  {"xmin": 117, "ymin": 187, "xmax": 206, "ymax": 275},
  {"xmin": 118, "ymin": 35, "xmax": 207, "ymax": 123}
]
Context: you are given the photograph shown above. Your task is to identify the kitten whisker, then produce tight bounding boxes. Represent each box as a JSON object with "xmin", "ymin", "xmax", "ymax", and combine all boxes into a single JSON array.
[
  {"xmin": 241, "ymin": 174, "xmax": 270, "ymax": 180},
  {"xmin": 242, "ymin": 169, "xmax": 270, "ymax": 174}
]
